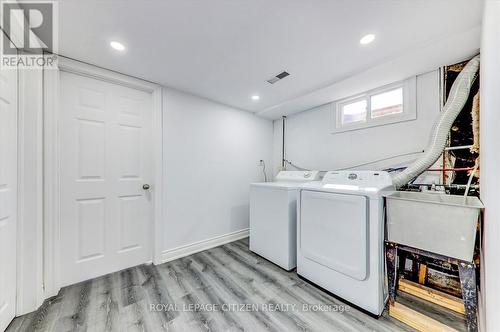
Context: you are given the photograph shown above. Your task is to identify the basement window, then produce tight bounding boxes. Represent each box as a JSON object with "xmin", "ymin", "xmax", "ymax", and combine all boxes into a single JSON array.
[
  {"xmin": 370, "ymin": 87, "xmax": 403, "ymax": 118},
  {"xmin": 340, "ymin": 99, "xmax": 367, "ymax": 125},
  {"xmin": 331, "ymin": 77, "xmax": 416, "ymax": 133}
]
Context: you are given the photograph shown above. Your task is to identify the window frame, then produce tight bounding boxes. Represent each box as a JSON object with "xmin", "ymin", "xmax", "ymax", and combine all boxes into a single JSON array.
[{"xmin": 331, "ymin": 77, "xmax": 417, "ymax": 133}]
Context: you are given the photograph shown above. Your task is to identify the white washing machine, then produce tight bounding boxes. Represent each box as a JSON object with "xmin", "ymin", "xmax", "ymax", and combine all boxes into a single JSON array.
[
  {"xmin": 250, "ymin": 170, "xmax": 320, "ymax": 270},
  {"xmin": 297, "ymin": 170, "xmax": 394, "ymax": 315}
]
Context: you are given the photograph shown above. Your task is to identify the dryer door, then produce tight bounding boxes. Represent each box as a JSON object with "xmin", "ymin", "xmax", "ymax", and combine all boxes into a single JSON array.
[{"xmin": 300, "ymin": 190, "xmax": 368, "ymax": 281}]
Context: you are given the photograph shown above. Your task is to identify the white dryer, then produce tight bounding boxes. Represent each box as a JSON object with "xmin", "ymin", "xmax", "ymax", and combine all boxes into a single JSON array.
[
  {"xmin": 297, "ymin": 170, "xmax": 394, "ymax": 315},
  {"xmin": 250, "ymin": 170, "xmax": 320, "ymax": 271}
]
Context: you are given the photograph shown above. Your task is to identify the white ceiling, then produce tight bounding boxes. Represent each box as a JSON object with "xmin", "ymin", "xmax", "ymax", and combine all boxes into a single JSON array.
[{"xmin": 57, "ymin": 0, "xmax": 483, "ymax": 115}]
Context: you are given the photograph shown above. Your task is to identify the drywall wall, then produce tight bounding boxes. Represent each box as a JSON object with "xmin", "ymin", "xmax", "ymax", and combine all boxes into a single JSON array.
[
  {"xmin": 272, "ymin": 70, "xmax": 440, "ymax": 173},
  {"xmin": 480, "ymin": 1, "xmax": 500, "ymax": 331},
  {"xmin": 162, "ymin": 88, "xmax": 273, "ymax": 256}
]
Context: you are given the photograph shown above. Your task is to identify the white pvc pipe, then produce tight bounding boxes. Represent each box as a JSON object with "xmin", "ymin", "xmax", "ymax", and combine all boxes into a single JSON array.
[
  {"xmin": 463, "ymin": 163, "xmax": 478, "ymax": 203},
  {"xmin": 392, "ymin": 55, "xmax": 480, "ymax": 188}
]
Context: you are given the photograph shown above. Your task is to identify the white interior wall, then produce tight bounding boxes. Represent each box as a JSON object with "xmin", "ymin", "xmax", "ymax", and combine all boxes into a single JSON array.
[
  {"xmin": 480, "ymin": 2, "xmax": 500, "ymax": 331},
  {"xmin": 272, "ymin": 70, "xmax": 440, "ymax": 174},
  {"xmin": 161, "ymin": 88, "xmax": 273, "ymax": 258}
]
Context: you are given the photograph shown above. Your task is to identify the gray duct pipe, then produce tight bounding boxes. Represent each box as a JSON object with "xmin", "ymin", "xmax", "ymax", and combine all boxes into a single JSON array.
[{"xmin": 392, "ymin": 55, "xmax": 480, "ymax": 188}]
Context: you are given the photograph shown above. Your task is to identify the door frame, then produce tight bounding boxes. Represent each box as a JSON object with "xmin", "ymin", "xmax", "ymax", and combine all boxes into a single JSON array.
[
  {"xmin": 43, "ymin": 55, "xmax": 164, "ymax": 298},
  {"xmin": 0, "ymin": 41, "xmax": 19, "ymax": 329},
  {"xmin": 17, "ymin": 68, "xmax": 45, "ymax": 315}
]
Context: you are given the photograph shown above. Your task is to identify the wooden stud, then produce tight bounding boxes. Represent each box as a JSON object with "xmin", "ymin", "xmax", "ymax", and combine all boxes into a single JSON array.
[
  {"xmin": 398, "ymin": 279, "xmax": 465, "ymax": 314},
  {"xmin": 389, "ymin": 302, "xmax": 459, "ymax": 332},
  {"xmin": 418, "ymin": 263, "xmax": 427, "ymax": 285}
]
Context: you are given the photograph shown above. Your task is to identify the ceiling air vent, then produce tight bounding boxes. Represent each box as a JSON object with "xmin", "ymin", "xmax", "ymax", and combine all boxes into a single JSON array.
[{"xmin": 267, "ymin": 71, "xmax": 290, "ymax": 84}]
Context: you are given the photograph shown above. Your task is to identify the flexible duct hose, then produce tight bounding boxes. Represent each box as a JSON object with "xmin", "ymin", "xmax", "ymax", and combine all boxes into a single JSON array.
[{"xmin": 392, "ymin": 55, "xmax": 480, "ymax": 188}]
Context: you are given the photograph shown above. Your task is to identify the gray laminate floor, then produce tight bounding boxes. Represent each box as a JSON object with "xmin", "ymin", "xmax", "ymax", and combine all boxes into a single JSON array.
[{"xmin": 7, "ymin": 238, "xmax": 416, "ymax": 332}]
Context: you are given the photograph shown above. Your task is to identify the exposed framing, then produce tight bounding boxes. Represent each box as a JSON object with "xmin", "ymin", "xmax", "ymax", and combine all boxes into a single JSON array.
[{"xmin": 42, "ymin": 55, "xmax": 164, "ymax": 298}]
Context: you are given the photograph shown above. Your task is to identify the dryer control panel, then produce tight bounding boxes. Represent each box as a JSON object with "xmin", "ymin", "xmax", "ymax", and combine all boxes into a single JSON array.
[{"xmin": 322, "ymin": 171, "xmax": 393, "ymax": 189}]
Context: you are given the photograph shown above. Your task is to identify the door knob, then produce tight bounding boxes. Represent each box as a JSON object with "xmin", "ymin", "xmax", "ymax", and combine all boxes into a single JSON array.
[{"xmin": 142, "ymin": 184, "xmax": 150, "ymax": 190}]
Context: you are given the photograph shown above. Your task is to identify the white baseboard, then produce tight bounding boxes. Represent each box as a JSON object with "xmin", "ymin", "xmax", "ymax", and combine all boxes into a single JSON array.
[{"xmin": 158, "ymin": 228, "xmax": 249, "ymax": 264}]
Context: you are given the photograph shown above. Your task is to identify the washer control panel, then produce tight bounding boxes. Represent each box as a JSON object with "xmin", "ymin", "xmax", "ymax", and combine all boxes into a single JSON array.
[{"xmin": 275, "ymin": 170, "xmax": 321, "ymax": 182}]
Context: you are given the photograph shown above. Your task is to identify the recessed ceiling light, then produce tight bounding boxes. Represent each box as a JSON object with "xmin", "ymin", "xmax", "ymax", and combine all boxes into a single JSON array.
[
  {"xmin": 251, "ymin": 95, "xmax": 260, "ymax": 101},
  {"xmin": 359, "ymin": 34, "xmax": 375, "ymax": 45},
  {"xmin": 110, "ymin": 41, "xmax": 126, "ymax": 51}
]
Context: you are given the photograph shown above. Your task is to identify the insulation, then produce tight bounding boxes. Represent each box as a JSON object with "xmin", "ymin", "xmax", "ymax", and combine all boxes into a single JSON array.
[{"xmin": 470, "ymin": 92, "xmax": 480, "ymax": 154}]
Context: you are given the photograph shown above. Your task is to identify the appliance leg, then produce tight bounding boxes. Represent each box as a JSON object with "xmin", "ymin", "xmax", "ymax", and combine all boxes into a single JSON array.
[
  {"xmin": 458, "ymin": 262, "xmax": 478, "ymax": 332},
  {"xmin": 386, "ymin": 244, "xmax": 398, "ymax": 305}
]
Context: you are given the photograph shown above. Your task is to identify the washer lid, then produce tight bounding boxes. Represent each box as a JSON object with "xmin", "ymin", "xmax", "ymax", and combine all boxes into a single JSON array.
[{"xmin": 251, "ymin": 170, "xmax": 321, "ymax": 190}]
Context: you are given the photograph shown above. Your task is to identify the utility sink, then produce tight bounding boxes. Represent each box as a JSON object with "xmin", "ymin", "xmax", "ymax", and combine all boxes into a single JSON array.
[{"xmin": 385, "ymin": 191, "xmax": 484, "ymax": 262}]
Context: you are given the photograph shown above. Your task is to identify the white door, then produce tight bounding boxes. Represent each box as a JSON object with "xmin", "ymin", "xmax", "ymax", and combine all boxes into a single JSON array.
[
  {"xmin": 60, "ymin": 71, "xmax": 153, "ymax": 287},
  {"xmin": 0, "ymin": 55, "xmax": 18, "ymax": 329}
]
